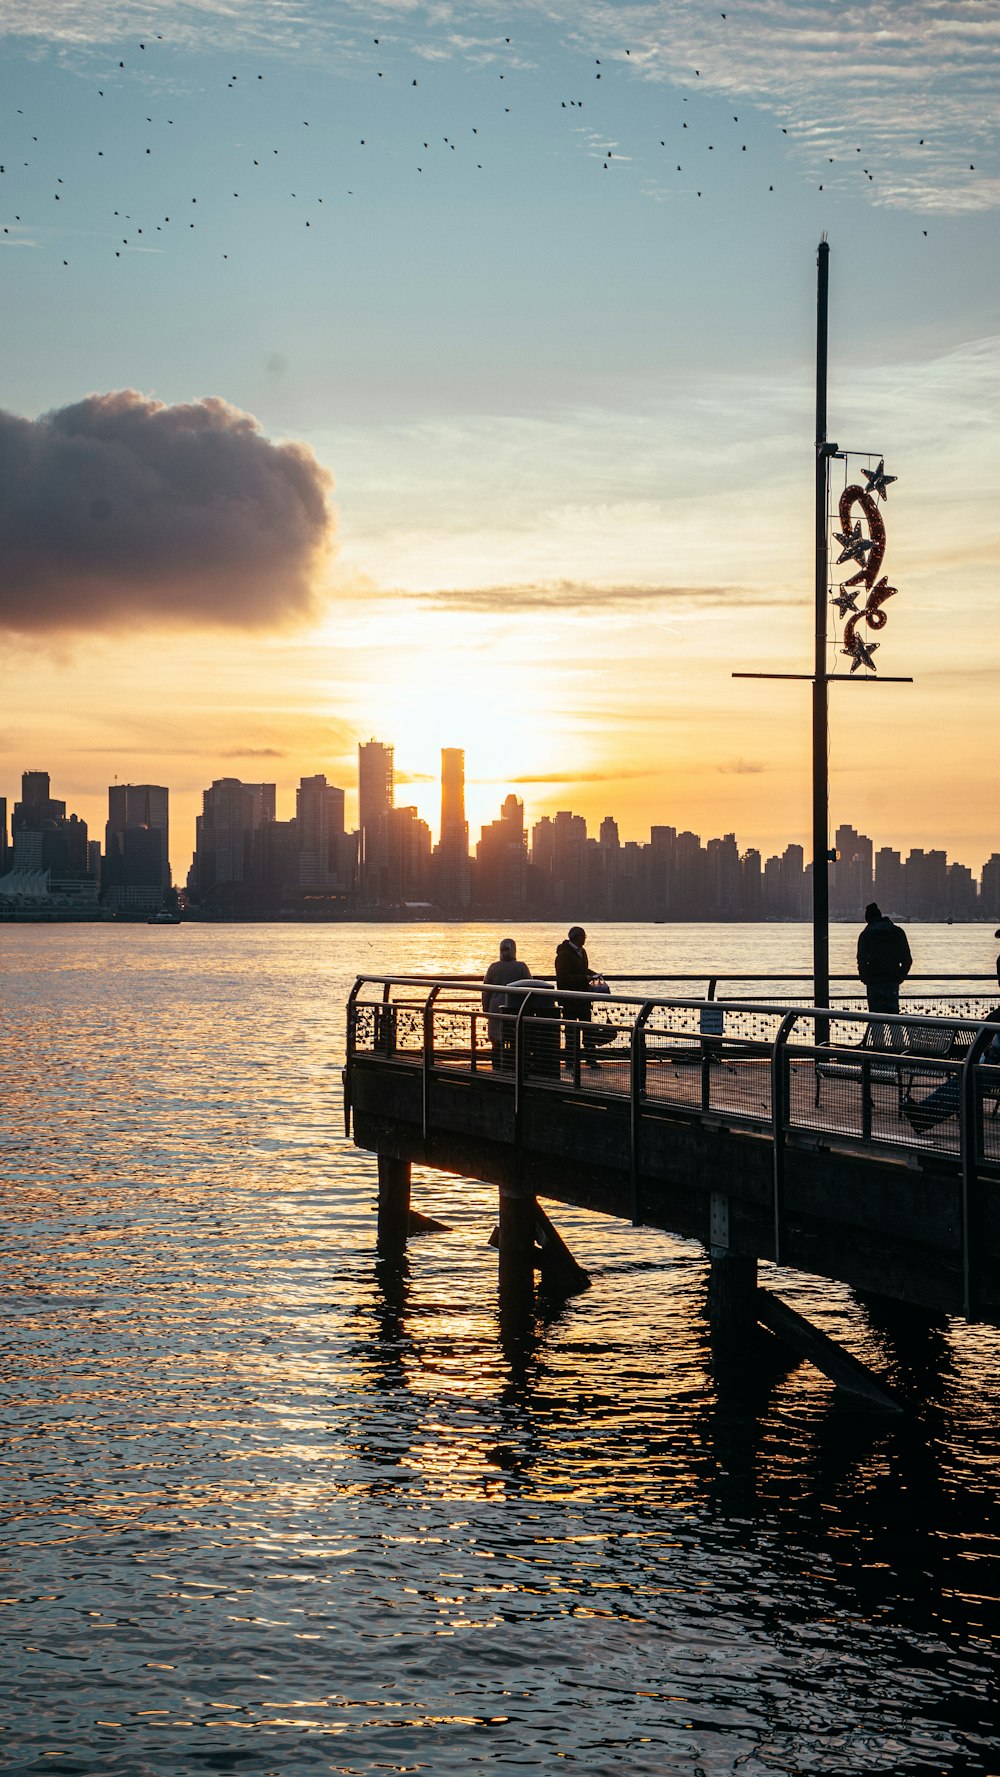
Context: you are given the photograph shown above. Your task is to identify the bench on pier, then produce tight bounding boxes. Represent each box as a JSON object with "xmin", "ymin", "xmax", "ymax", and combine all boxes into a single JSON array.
[{"xmin": 814, "ymin": 1019, "xmax": 977, "ymax": 1119}]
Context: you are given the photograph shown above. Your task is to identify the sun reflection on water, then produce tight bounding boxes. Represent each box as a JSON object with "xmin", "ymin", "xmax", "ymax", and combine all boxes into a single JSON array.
[{"xmin": 0, "ymin": 925, "xmax": 998, "ymax": 1771}]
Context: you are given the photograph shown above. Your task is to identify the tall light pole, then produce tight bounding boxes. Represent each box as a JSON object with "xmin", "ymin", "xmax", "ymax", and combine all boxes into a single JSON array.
[
  {"xmin": 734, "ymin": 238, "xmax": 910, "ymax": 1009},
  {"xmin": 813, "ymin": 238, "xmax": 832, "ymax": 1012}
]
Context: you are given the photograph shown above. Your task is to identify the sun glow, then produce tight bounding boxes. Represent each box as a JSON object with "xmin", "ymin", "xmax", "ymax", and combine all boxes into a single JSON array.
[{"xmin": 326, "ymin": 600, "xmax": 578, "ymax": 838}]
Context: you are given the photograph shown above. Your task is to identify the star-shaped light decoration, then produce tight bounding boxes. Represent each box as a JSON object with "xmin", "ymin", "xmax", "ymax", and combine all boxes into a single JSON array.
[
  {"xmin": 862, "ymin": 458, "xmax": 897, "ymax": 500},
  {"xmin": 844, "ymin": 634, "xmax": 879, "ymax": 673},
  {"xmin": 834, "ymin": 521, "xmax": 876, "ymax": 566},
  {"xmin": 830, "ymin": 586, "xmax": 861, "ymax": 618}
]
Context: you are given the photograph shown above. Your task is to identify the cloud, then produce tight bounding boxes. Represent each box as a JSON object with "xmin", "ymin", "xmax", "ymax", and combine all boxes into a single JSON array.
[
  {"xmin": 5, "ymin": 2, "xmax": 994, "ymax": 212},
  {"xmin": 413, "ymin": 580, "xmax": 793, "ymax": 613},
  {"xmin": 0, "ymin": 390, "xmax": 335, "ymax": 635},
  {"xmin": 506, "ymin": 768, "xmax": 658, "ymax": 785},
  {"xmin": 716, "ymin": 758, "xmax": 767, "ymax": 776}
]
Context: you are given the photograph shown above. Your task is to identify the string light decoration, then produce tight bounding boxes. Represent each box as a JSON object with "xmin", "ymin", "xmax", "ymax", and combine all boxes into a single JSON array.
[{"xmin": 830, "ymin": 463, "xmax": 898, "ymax": 673}]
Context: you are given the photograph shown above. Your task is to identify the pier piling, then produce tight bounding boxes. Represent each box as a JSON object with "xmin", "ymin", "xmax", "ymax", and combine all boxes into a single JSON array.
[
  {"xmin": 377, "ymin": 1154, "xmax": 411, "ymax": 1262},
  {"xmin": 498, "ymin": 1187, "xmax": 537, "ymax": 1316}
]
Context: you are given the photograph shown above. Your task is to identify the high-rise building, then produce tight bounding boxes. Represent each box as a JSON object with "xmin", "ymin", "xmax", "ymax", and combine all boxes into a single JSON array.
[
  {"xmin": 188, "ymin": 778, "xmax": 275, "ymax": 903},
  {"xmin": 981, "ymin": 855, "xmax": 1000, "ymax": 922},
  {"xmin": 831, "ymin": 824, "xmax": 873, "ymax": 918},
  {"xmin": 476, "ymin": 795, "xmax": 527, "ymax": 915},
  {"xmin": 874, "ymin": 847, "xmax": 903, "ymax": 916},
  {"xmin": 14, "ymin": 771, "xmax": 63, "ymax": 828},
  {"xmin": 104, "ymin": 783, "xmax": 170, "ymax": 908},
  {"xmin": 11, "ymin": 771, "xmax": 88, "ymax": 876},
  {"xmin": 296, "ymin": 774, "xmax": 350, "ymax": 890},
  {"xmin": 0, "ymin": 797, "xmax": 7, "ymax": 874},
  {"xmin": 358, "ymin": 740, "xmax": 394, "ymax": 898},
  {"xmin": 386, "ymin": 806, "xmax": 433, "ymax": 902},
  {"xmin": 436, "ymin": 748, "xmax": 470, "ymax": 909}
]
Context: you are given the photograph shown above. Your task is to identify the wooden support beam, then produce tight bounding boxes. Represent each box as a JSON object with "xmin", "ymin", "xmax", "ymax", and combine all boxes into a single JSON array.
[
  {"xmin": 498, "ymin": 1188, "xmax": 536, "ymax": 1317},
  {"xmin": 757, "ymin": 1288, "xmax": 903, "ymax": 1413},
  {"xmin": 376, "ymin": 1153, "xmax": 411, "ymax": 1262},
  {"xmin": 534, "ymin": 1203, "xmax": 590, "ymax": 1296},
  {"xmin": 408, "ymin": 1208, "xmax": 450, "ymax": 1236}
]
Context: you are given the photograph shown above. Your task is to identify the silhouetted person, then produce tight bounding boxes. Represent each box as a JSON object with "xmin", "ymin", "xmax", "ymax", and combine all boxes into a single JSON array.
[
  {"xmin": 482, "ymin": 938, "xmax": 530, "ymax": 1071},
  {"xmin": 857, "ymin": 902, "xmax": 911, "ymax": 1025},
  {"xmin": 555, "ymin": 925, "xmax": 598, "ymax": 1070},
  {"xmin": 994, "ymin": 929, "xmax": 1000, "ymax": 991}
]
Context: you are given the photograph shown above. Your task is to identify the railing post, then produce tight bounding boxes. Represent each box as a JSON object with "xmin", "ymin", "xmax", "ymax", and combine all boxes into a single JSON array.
[
  {"xmin": 861, "ymin": 1019, "xmax": 873, "ymax": 1144},
  {"xmin": 771, "ymin": 1011, "xmax": 798, "ymax": 1265},
  {"xmin": 960, "ymin": 1021, "xmax": 994, "ymax": 1320},
  {"xmin": 629, "ymin": 1002, "xmax": 653, "ymax": 1226},
  {"xmin": 421, "ymin": 984, "xmax": 442, "ymax": 1143}
]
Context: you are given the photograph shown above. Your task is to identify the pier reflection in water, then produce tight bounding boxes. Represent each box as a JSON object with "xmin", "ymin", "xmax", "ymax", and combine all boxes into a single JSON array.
[{"xmin": 0, "ymin": 924, "xmax": 997, "ymax": 1774}]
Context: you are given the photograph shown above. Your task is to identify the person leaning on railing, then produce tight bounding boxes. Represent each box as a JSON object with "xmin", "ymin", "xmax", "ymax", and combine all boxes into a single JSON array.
[
  {"xmin": 904, "ymin": 1009, "xmax": 1000, "ymax": 1135},
  {"xmin": 555, "ymin": 926, "xmax": 599, "ymax": 1070},
  {"xmin": 482, "ymin": 938, "xmax": 531, "ymax": 1072}
]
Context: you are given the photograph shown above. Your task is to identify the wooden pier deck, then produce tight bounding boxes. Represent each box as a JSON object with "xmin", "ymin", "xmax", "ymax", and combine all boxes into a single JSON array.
[{"xmin": 345, "ymin": 977, "xmax": 1000, "ymax": 1342}]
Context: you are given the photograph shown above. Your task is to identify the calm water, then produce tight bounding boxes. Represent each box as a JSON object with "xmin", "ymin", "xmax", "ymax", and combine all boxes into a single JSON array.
[{"xmin": 1, "ymin": 922, "xmax": 998, "ymax": 1776}]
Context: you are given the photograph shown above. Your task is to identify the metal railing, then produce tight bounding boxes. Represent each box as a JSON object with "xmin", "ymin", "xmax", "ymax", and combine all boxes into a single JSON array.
[{"xmin": 346, "ymin": 975, "xmax": 1000, "ymax": 1316}]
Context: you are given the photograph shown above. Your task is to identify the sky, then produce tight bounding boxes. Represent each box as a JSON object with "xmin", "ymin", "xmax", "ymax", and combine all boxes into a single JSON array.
[{"xmin": 1, "ymin": 0, "xmax": 998, "ymax": 879}]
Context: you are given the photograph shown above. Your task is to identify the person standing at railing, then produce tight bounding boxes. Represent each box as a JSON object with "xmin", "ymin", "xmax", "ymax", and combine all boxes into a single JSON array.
[
  {"xmin": 857, "ymin": 903, "xmax": 912, "ymax": 1041},
  {"xmin": 555, "ymin": 925, "xmax": 599, "ymax": 1070},
  {"xmin": 482, "ymin": 939, "xmax": 531, "ymax": 1071}
]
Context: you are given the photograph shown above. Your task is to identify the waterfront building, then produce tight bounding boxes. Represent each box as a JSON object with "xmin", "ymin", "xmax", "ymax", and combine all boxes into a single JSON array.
[
  {"xmin": 981, "ymin": 855, "xmax": 1000, "ymax": 922},
  {"xmin": 476, "ymin": 795, "xmax": 528, "ymax": 916},
  {"xmin": 874, "ymin": 847, "xmax": 904, "ymax": 915},
  {"xmin": 358, "ymin": 740, "xmax": 394, "ymax": 900},
  {"xmin": 103, "ymin": 783, "xmax": 170, "ymax": 912},
  {"xmin": 831, "ymin": 824, "xmax": 874, "ymax": 919},
  {"xmin": 296, "ymin": 774, "xmax": 352, "ymax": 892},
  {"xmin": 188, "ymin": 778, "xmax": 276, "ymax": 905},
  {"xmin": 11, "ymin": 771, "xmax": 90, "ymax": 879},
  {"xmin": 387, "ymin": 805, "xmax": 433, "ymax": 903},
  {"xmin": 436, "ymin": 748, "xmax": 470, "ymax": 910}
]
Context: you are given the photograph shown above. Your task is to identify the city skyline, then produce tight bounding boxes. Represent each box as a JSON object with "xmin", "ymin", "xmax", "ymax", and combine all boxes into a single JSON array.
[
  {"xmin": 1, "ymin": 3, "xmax": 998, "ymax": 882},
  {"xmin": 4, "ymin": 757, "xmax": 1000, "ymax": 924}
]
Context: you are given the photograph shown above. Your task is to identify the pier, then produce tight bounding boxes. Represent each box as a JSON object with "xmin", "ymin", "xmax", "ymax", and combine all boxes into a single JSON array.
[{"xmin": 345, "ymin": 974, "xmax": 1000, "ymax": 1402}]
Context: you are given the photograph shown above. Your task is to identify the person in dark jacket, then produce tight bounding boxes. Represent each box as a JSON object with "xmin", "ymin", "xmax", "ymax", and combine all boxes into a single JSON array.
[
  {"xmin": 555, "ymin": 925, "xmax": 598, "ymax": 1069},
  {"xmin": 857, "ymin": 902, "xmax": 912, "ymax": 1018}
]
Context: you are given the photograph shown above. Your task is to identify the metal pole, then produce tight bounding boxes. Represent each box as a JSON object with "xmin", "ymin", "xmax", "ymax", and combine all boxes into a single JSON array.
[{"xmin": 813, "ymin": 238, "xmax": 831, "ymax": 1011}]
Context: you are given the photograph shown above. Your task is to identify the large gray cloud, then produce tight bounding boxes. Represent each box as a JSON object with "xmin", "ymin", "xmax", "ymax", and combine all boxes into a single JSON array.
[{"xmin": 0, "ymin": 389, "xmax": 335, "ymax": 633}]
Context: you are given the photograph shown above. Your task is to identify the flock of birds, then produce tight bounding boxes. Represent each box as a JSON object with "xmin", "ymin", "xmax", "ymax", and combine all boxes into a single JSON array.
[{"xmin": 0, "ymin": 20, "xmax": 983, "ymax": 269}]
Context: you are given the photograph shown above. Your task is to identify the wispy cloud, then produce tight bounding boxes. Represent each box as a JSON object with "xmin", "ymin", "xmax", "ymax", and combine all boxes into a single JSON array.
[
  {"xmin": 716, "ymin": 757, "xmax": 767, "ymax": 776},
  {"xmin": 505, "ymin": 767, "xmax": 658, "ymax": 784},
  {"xmin": 4, "ymin": 1, "xmax": 994, "ymax": 212},
  {"xmin": 412, "ymin": 579, "xmax": 796, "ymax": 613}
]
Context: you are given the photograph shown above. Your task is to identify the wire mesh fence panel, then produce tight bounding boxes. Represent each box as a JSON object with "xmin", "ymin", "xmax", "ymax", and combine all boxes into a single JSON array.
[{"xmin": 347, "ymin": 977, "xmax": 1000, "ymax": 1171}]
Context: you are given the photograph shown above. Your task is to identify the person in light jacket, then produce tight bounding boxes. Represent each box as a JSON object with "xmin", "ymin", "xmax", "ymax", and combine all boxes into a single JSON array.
[{"xmin": 482, "ymin": 938, "xmax": 530, "ymax": 1070}]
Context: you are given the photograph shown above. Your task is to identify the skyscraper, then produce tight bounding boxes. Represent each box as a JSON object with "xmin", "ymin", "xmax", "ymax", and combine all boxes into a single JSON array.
[
  {"xmin": 189, "ymin": 779, "xmax": 275, "ymax": 904},
  {"xmin": 296, "ymin": 774, "xmax": 349, "ymax": 890},
  {"xmin": 440, "ymin": 748, "xmax": 466, "ymax": 839},
  {"xmin": 358, "ymin": 740, "xmax": 394, "ymax": 897},
  {"xmin": 106, "ymin": 783, "xmax": 170, "ymax": 894},
  {"xmin": 437, "ymin": 748, "xmax": 470, "ymax": 909}
]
